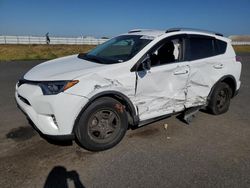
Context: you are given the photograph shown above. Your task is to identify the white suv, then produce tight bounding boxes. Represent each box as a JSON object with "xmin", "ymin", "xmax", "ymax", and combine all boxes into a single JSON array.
[{"xmin": 15, "ymin": 28, "xmax": 242, "ymax": 151}]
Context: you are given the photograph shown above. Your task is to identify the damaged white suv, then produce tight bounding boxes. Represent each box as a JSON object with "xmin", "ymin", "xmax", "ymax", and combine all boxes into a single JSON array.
[{"xmin": 16, "ymin": 28, "xmax": 241, "ymax": 151}]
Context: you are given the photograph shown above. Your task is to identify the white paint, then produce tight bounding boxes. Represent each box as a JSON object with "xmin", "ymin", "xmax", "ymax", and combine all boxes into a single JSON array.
[
  {"xmin": 24, "ymin": 55, "xmax": 104, "ymax": 81},
  {"xmin": 135, "ymin": 64, "xmax": 190, "ymax": 120},
  {"xmin": 15, "ymin": 29, "xmax": 242, "ymax": 136}
]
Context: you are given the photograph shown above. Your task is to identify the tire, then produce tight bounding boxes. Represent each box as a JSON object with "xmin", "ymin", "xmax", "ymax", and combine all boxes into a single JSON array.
[
  {"xmin": 75, "ymin": 97, "xmax": 128, "ymax": 151},
  {"xmin": 208, "ymin": 82, "xmax": 232, "ymax": 115}
]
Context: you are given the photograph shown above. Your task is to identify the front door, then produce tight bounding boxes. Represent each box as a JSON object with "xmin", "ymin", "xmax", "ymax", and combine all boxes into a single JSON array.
[{"xmin": 135, "ymin": 36, "xmax": 190, "ymax": 121}]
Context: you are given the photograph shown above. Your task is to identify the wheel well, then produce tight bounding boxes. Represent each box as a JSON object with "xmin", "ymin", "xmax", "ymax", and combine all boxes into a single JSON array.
[
  {"xmin": 94, "ymin": 93, "xmax": 137, "ymax": 127},
  {"xmin": 208, "ymin": 75, "xmax": 236, "ymax": 102},
  {"xmin": 73, "ymin": 92, "xmax": 138, "ymax": 133},
  {"xmin": 220, "ymin": 77, "xmax": 236, "ymax": 97}
]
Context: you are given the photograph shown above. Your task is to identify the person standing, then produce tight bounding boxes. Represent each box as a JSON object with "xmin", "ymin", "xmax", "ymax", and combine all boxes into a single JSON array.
[{"xmin": 46, "ymin": 32, "xmax": 50, "ymax": 45}]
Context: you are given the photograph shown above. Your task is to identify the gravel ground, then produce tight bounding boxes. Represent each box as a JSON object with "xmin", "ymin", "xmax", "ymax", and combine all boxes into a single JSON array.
[{"xmin": 0, "ymin": 54, "xmax": 250, "ymax": 188}]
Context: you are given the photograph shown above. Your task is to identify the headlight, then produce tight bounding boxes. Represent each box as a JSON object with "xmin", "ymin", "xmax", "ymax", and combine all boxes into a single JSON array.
[{"xmin": 39, "ymin": 80, "xmax": 79, "ymax": 95}]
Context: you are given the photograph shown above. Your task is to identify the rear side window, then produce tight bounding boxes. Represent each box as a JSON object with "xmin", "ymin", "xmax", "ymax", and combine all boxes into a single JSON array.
[
  {"xmin": 187, "ymin": 35, "xmax": 228, "ymax": 61},
  {"xmin": 215, "ymin": 39, "xmax": 227, "ymax": 55},
  {"xmin": 188, "ymin": 36, "xmax": 214, "ymax": 60}
]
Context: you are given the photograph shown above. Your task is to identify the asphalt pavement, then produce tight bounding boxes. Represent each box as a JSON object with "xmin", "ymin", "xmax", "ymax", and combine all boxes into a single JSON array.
[{"xmin": 0, "ymin": 54, "xmax": 250, "ymax": 188}]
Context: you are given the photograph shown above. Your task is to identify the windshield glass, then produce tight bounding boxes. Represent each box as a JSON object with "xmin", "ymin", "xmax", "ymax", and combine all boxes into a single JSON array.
[{"xmin": 79, "ymin": 35, "xmax": 152, "ymax": 64}]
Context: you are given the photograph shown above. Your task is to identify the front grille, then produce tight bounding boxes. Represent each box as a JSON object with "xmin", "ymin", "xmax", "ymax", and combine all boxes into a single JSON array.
[{"xmin": 18, "ymin": 94, "xmax": 31, "ymax": 106}]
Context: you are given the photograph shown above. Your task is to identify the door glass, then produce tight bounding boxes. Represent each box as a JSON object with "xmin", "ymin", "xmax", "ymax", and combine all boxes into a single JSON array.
[
  {"xmin": 150, "ymin": 38, "xmax": 183, "ymax": 66},
  {"xmin": 189, "ymin": 37, "xmax": 214, "ymax": 60}
]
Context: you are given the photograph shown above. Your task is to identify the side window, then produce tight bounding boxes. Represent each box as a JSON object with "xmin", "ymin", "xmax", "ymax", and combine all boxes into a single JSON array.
[
  {"xmin": 188, "ymin": 36, "xmax": 214, "ymax": 60},
  {"xmin": 215, "ymin": 39, "xmax": 227, "ymax": 55},
  {"xmin": 150, "ymin": 38, "xmax": 184, "ymax": 67}
]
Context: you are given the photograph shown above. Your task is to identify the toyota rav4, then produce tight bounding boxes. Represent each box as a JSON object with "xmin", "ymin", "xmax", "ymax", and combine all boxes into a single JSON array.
[{"xmin": 15, "ymin": 28, "xmax": 242, "ymax": 151}]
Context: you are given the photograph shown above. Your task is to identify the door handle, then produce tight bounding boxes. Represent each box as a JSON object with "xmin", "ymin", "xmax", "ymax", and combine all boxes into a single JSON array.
[
  {"xmin": 213, "ymin": 64, "xmax": 224, "ymax": 69},
  {"xmin": 174, "ymin": 70, "xmax": 189, "ymax": 75}
]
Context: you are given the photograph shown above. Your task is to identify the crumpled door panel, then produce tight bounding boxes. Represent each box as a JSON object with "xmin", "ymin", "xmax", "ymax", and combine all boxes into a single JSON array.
[
  {"xmin": 185, "ymin": 59, "xmax": 227, "ymax": 108},
  {"xmin": 135, "ymin": 64, "xmax": 190, "ymax": 121}
]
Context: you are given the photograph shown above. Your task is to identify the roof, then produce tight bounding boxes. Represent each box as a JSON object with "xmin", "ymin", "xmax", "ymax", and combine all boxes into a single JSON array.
[
  {"xmin": 126, "ymin": 28, "xmax": 224, "ymax": 38},
  {"xmin": 127, "ymin": 29, "xmax": 165, "ymax": 37},
  {"xmin": 165, "ymin": 28, "xmax": 223, "ymax": 36}
]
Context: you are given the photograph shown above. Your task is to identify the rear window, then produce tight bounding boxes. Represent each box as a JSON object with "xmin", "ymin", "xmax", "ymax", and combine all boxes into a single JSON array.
[
  {"xmin": 188, "ymin": 36, "xmax": 227, "ymax": 60},
  {"xmin": 215, "ymin": 39, "xmax": 227, "ymax": 55},
  {"xmin": 188, "ymin": 37, "xmax": 214, "ymax": 60}
]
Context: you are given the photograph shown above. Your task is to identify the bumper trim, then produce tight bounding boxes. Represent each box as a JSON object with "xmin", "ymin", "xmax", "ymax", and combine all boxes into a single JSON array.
[
  {"xmin": 27, "ymin": 117, "xmax": 75, "ymax": 141},
  {"xmin": 233, "ymin": 89, "xmax": 239, "ymax": 97},
  {"xmin": 43, "ymin": 133, "xmax": 75, "ymax": 141},
  {"xmin": 18, "ymin": 94, "xmax": 31, "ymax": 105},
  {"xmin": 16, "ymin": 101, "xmax": 75, "ymax": 141}
]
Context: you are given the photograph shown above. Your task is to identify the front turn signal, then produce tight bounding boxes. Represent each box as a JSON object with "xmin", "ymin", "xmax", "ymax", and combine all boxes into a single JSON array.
[{"xmin": 63, "ymin": 80, "xmax": 79, "ymax": 91}]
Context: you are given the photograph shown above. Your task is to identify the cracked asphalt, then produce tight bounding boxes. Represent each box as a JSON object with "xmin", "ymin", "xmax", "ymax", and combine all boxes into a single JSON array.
[{"xmin": 0, "ymin": 54, "xmax": 250, "ymax": 188}]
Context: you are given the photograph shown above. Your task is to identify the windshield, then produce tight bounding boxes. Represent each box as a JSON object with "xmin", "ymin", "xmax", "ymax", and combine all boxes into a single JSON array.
[{"xmin": 79, "ymin": 35, "xmax": 152, "ymax": 64}]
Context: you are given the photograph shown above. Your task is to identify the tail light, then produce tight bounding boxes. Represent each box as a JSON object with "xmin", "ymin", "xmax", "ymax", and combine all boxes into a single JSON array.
[{"xmin": 236, "ymin": 56, "xmax": 242, "ymax": 62}]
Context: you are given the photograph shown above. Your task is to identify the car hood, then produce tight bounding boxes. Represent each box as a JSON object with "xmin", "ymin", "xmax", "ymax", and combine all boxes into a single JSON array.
[{"xmin": 24, "ymin": 54, "xmax": 105, "ymax": 81}]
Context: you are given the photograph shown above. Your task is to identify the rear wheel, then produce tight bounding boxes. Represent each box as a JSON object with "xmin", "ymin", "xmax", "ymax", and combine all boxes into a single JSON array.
[
  {"xmin": 75, "ymin": 97, "xmax": 128, "ymax": 151},
  {"xmin": 208, "ymin": 82, "xmax": 232, "ymax": 115}
]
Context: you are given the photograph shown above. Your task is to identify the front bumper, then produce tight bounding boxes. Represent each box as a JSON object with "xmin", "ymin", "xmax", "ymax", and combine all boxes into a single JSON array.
[{"xmin": 15, "ymin": 82, "xmax": 88, "ymax": 137}]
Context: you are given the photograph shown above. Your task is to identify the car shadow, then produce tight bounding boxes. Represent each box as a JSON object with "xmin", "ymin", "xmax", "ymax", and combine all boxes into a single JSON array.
[
  {"xmin": 44, "ymin": 166, "xmax": 85, "ymax": 188},
  {"xmin": 43, "ymin": 137, "xmax": 73, "ymax": 147}
]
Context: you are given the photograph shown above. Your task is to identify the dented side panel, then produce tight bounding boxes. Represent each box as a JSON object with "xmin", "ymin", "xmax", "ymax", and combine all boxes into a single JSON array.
[
  {"xmin": 65, "ymin": 64, "xmax": 138, "ymax": 114},
  {"xmin": 185, "ymin": 61, "xmax": 214, "ymax": 108},
  {"xmin": 185, "ymin": 56, "xmax": 233, "ymax": 108},
  {"xmin": 135, "ymin": 63, "xmax": 190, "ymax": 121},
  {"xmin": 64, "ymin": 42, "xmax": 240, "ymax": 124}
]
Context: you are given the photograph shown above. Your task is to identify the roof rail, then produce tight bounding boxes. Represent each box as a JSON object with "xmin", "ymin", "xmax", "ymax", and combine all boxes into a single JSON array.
[
  {"xmin": 165, "ymin": 28, "xmax": 223, "ymax": 36},
  {"xmin": 128, "ymin": 29, "xmax": 154, "ymax": 33}
]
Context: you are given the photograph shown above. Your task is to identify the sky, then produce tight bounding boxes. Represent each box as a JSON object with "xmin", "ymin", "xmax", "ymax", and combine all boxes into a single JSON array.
[{"xmin": 0, "ymin": 0, "xmax": 249, "ymax": 37}]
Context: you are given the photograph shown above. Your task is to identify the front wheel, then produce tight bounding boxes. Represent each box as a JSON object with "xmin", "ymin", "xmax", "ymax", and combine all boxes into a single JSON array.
[
  {"xmin": 208, "ymin": 82, "xmax": 232, "ymax": 115},
  {"xmin": 75, "ymin": 97, "xmax": 128, "ymax": 151}
]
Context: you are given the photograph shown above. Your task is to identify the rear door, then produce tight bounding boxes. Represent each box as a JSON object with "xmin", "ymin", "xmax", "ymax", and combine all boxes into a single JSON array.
[{"xmin": 184, "ymin": 35, "xmax": 228, "ymax": 108}]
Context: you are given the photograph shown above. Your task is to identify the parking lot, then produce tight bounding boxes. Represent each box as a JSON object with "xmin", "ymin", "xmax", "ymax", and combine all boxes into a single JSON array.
[{"xmin": 0, "ymin": 53, "xmax": 250, "ymax": 188}]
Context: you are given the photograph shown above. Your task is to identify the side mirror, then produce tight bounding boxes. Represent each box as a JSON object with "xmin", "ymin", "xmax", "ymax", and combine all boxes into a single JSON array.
[{"xmin": 138, "ymin": 55, "xmax": 151, "ymax": 71}]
